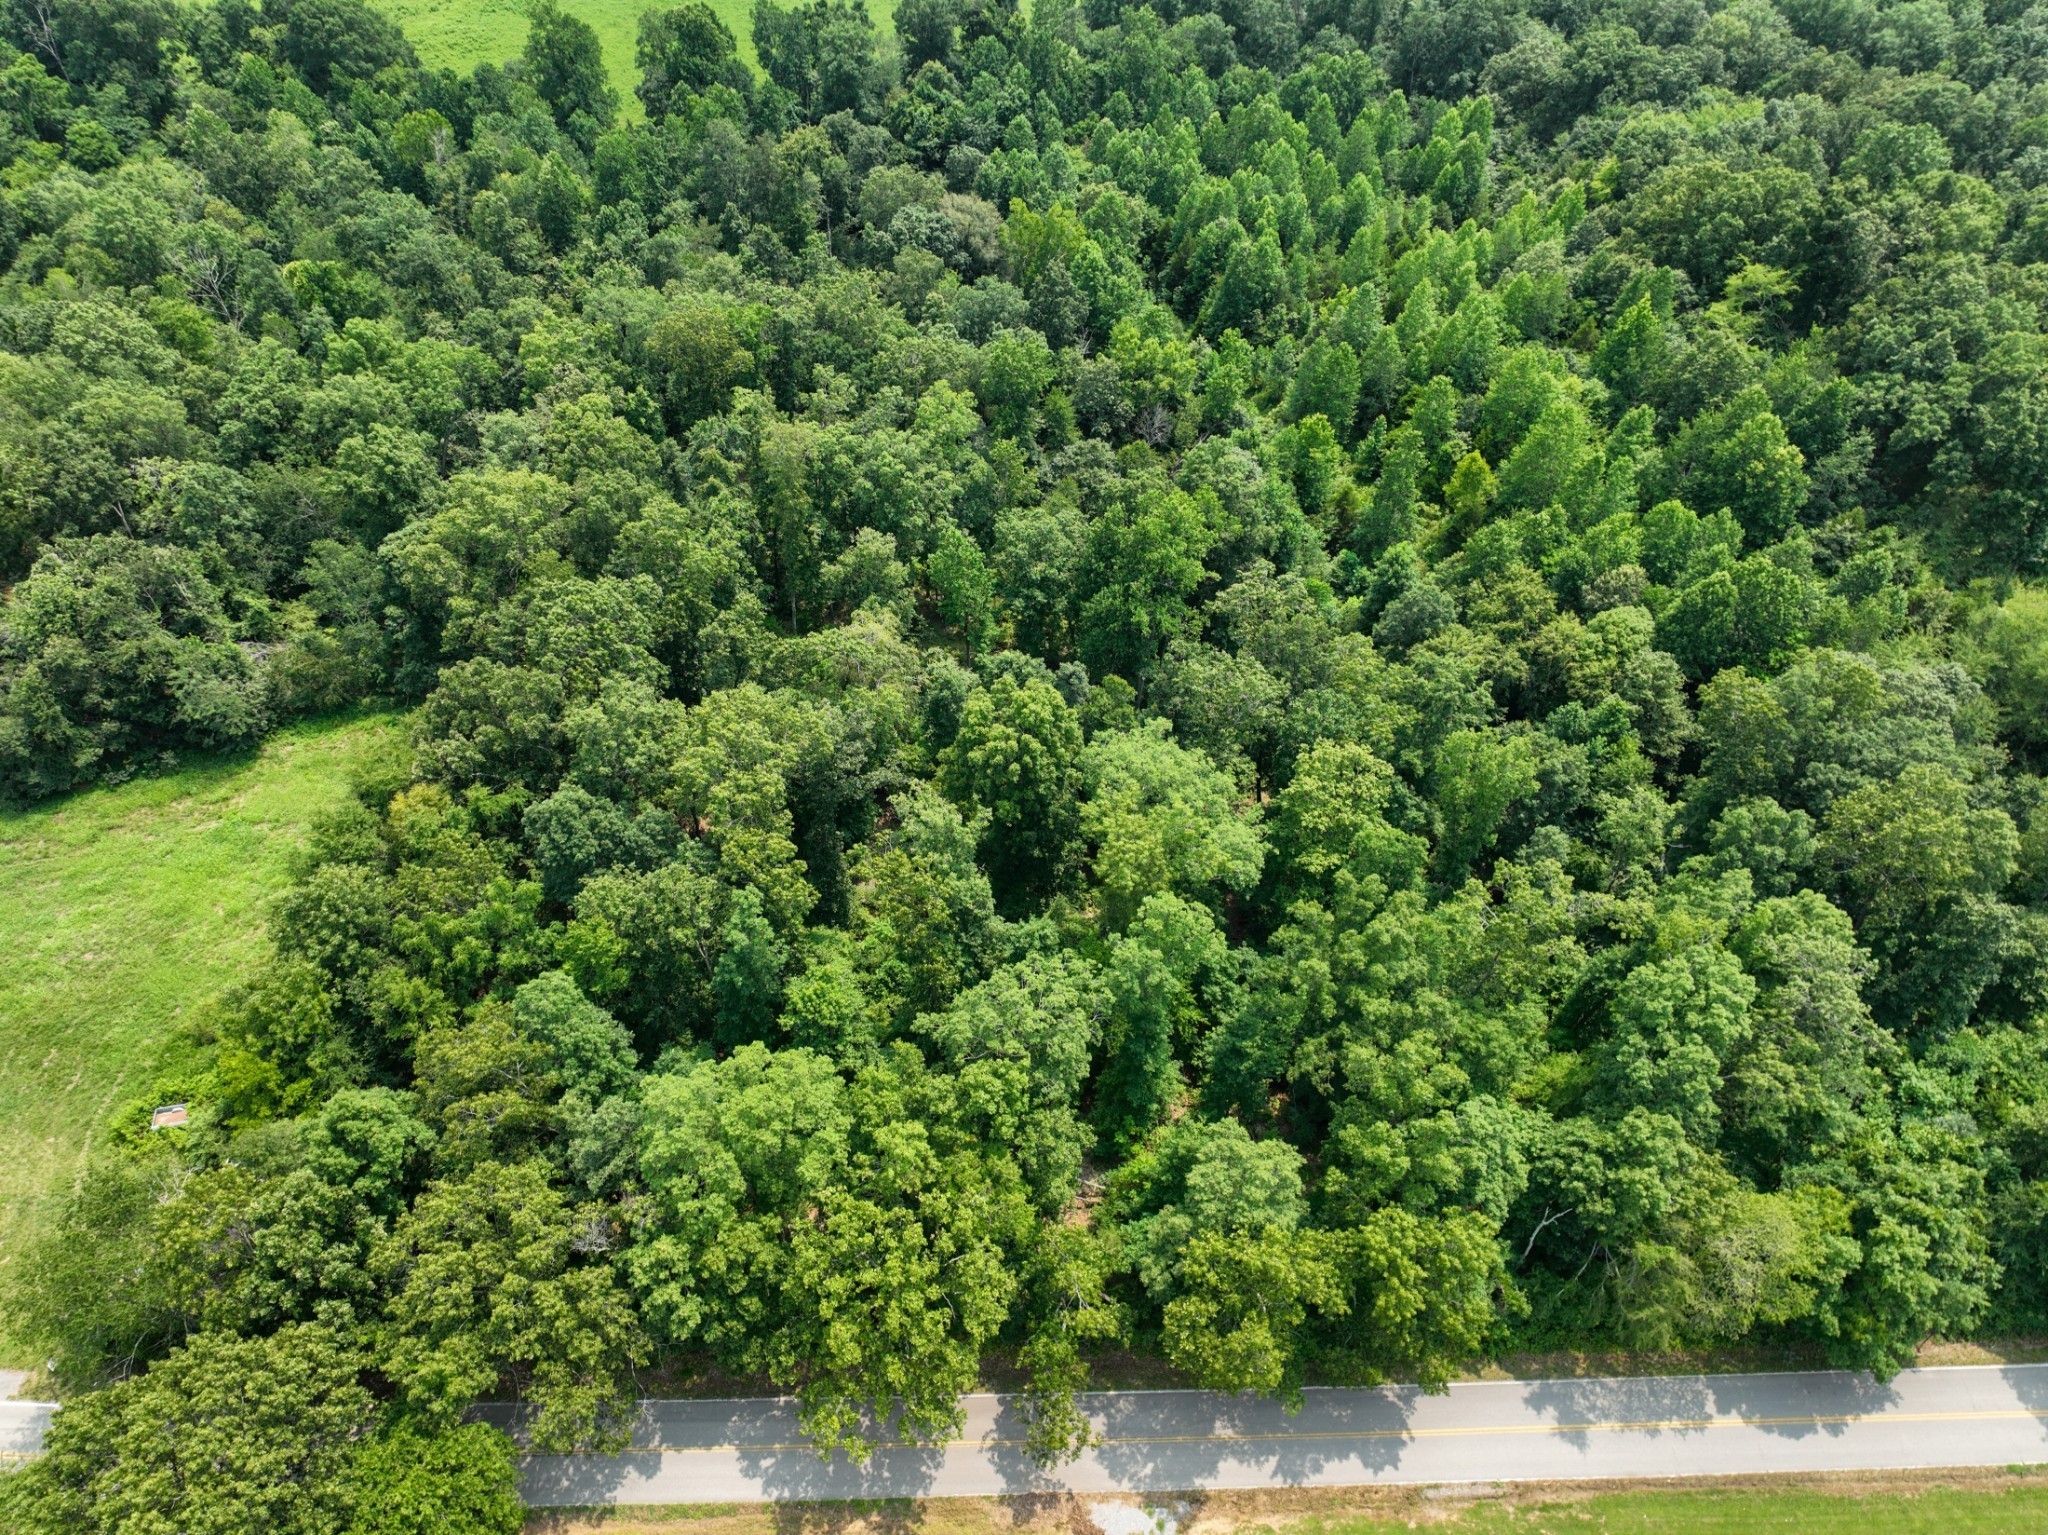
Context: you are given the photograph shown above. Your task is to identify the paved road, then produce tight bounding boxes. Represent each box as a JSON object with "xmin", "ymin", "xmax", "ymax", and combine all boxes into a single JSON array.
[
  {"xmin": 517, "ymin": 1364, "xmax": 2048, "ymax": 1505},
  {"xmin": 7, "ymin": 1364, "xmax": 2046, "ymax": 1500},
  {"xmin": 0, "ymin": 1400, "xmax": 48, "ymax": 1466}
]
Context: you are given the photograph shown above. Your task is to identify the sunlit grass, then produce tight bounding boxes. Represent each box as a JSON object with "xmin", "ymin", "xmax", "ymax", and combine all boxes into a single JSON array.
[
  {"xmin": 0, "ymin": 711, "xmax": 401, "ymax": 1362},
  {"xmin": 1358, "ymin": 1478, "xmax": 2048, "ymax": 1533},
  {"xmin": 372, "ymin": 0, "xmax": 903, "ymax": 107},
  {"xmin": 519, "ymin": 1474, "xmax": 2048, "ymax": 1535}
]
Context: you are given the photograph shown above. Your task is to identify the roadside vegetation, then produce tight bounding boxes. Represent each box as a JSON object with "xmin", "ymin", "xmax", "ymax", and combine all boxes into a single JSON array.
[
  {"xmin": 1442, "ymin": 1482, "xmax": 2048, "ymax": 1532},
  {"xmin": 520, "ymin": 1476, "xmax": 2048, "ymax": 1535},
  {"xmin": 6, "ymin": 0, "xmax": 2048, "ymax": 1526},
  {"xmin": 0, "ymin": 711, "xmax": 400, "ymax": 1357}
]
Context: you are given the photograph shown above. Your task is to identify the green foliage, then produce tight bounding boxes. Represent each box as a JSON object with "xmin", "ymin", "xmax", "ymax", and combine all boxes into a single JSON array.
[
  {"xmin": 1, "ymin": 537, "xmax": 271, "ymax": 799},
  {"xmin": 637, "ymin": 4, "xmax": 752, "ymax": 120},
  {"xmin": 1319, "ymin": 1206, "xmax": 1510, "ymax": 1390},
  {"xmin": 1082, "ymin": 721, "xmax": 1263, "ymax": 933},
  {"xmin": 372, "ymin": 1158, "xmax": 644, "ymax": 1450},
  {"xmin": 940, "ymin": 673, "xmax": 1083, "ymax": 910},
  {"xmin": 524, "ymin": 0, "xmax": 619, "ymax": 149},
  {"xmin": 1162, "ymin": 1225, "xmax": 1343, "ymax": 1399},
  {"xmin": 13, "ymin": 0, "xmax": 2048, "ymax": 1506},
  {"xmin": 344, "ymin": 1422, "xmax": 524, "ymax": 1535},
  {"xmin": 627, "ymin": 1041, "xmax": 1032, "ymax": 1458},
  {"xmin": 5, "ymin": 1324, "xmax": 373, "ymax": 1535}
]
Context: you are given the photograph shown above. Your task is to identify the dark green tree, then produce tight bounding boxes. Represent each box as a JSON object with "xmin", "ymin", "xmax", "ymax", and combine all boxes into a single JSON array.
[
  {"xmin": 939, "ymin": 673, "xmax": 1084, "ymax": 911},
  {"xmin": 635, "ymin": 2, "xmax": 751, "ymax": 118}
]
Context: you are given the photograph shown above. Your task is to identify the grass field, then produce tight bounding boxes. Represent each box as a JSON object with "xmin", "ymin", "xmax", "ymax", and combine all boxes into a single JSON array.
[
  {"xmin": 0, "ymin": 711, "xmax": 400, "ymax": 1362},
  {"xmin": 519, "ymin": 1473, "xmax": 2048, "ymax": 1535},
  {"xmin": 374, "ymin": 0, "xmax": 902, "ymax": 108},
  {"xmin": 1421, "ymin": 1482, "xmax": 2048, "ymax": 1531}
]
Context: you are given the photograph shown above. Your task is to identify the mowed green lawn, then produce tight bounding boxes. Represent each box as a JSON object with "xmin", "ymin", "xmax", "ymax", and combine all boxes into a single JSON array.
[
  {"xmin": 374, "ymin": 0, "xmax": 902, "ymax": 106},
  {"xmin": 0, "ymin": 711, "xmax": 399, "ymax": 1360},
  {"xmin": 528, "ymin": 1479, "xmax": 2048, "ymax": 1535},
  {"xmin": 1301, "ymin": 1478, "xmax": 2048, "ymax": 1533},
  {"xmin": 1447, "ymin": 1481, "xmax": 2048, "ymax": 1531}
]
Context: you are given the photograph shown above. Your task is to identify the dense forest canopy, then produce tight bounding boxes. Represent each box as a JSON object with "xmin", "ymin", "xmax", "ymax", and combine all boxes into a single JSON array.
[{"xmin": 7, "ymin": 0, "xmax": 2048, "ymax": 1522}]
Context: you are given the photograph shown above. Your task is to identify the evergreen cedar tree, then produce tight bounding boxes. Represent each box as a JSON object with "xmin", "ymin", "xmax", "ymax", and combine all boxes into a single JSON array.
[{"xmin": 7, "ymin": 0, "xmax": 2048, "ymax": 1522}]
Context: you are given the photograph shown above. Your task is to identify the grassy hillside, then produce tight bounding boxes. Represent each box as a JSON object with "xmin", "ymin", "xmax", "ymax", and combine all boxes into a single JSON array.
[
  {"xmin": 0, "ymin": 712, "xmax": 400, "ymax": 1359},
  {"xmin": 374, "ymin": 0, "xmax": 902, "ymax": 104}
]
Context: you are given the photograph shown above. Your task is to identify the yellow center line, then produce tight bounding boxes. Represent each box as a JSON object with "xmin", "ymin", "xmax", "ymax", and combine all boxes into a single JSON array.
[{"xmin": 596, "ymin": 1407, "xmax": 2048, "ymax": 1456}]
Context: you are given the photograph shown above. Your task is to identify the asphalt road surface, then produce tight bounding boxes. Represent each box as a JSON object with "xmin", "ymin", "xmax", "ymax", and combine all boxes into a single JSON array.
[
  {"xmin": 516, "ymin": 1363, "xmax": 2048, "ymax": 1505},
  {"xmin": 0, "ymin": 1400, "xmax": 46, "ymax": 1466},
  {"xmin": 6, "ymin": 1365, "xmax": 2045, "ymax": 1501}
]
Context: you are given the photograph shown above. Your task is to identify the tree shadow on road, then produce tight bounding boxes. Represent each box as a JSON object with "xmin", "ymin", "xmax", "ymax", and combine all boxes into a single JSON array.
[
  {"xmin": 1517, "ymin": 1367, "xmax": 1904, "ymax": 1449},
  {"xmin": 1995, "ymin": 1360, "xmax": 2048, "ymax": 1459},
  {"xmin": 1086, "ymin": 1385, "xmax": 1418, "ymax": 1490}
]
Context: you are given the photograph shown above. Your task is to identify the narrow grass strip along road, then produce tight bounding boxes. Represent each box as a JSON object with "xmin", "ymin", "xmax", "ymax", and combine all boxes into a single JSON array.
[{"xmin": 515, "ymin": 1364, "xmax": 2048, "ymax": 1505}]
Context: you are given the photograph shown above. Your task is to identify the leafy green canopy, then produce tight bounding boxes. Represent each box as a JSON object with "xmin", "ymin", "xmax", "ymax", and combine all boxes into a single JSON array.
[{"xmin": 8, "ymin": 0, "xmax": 2048, "ymax": 1517}]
